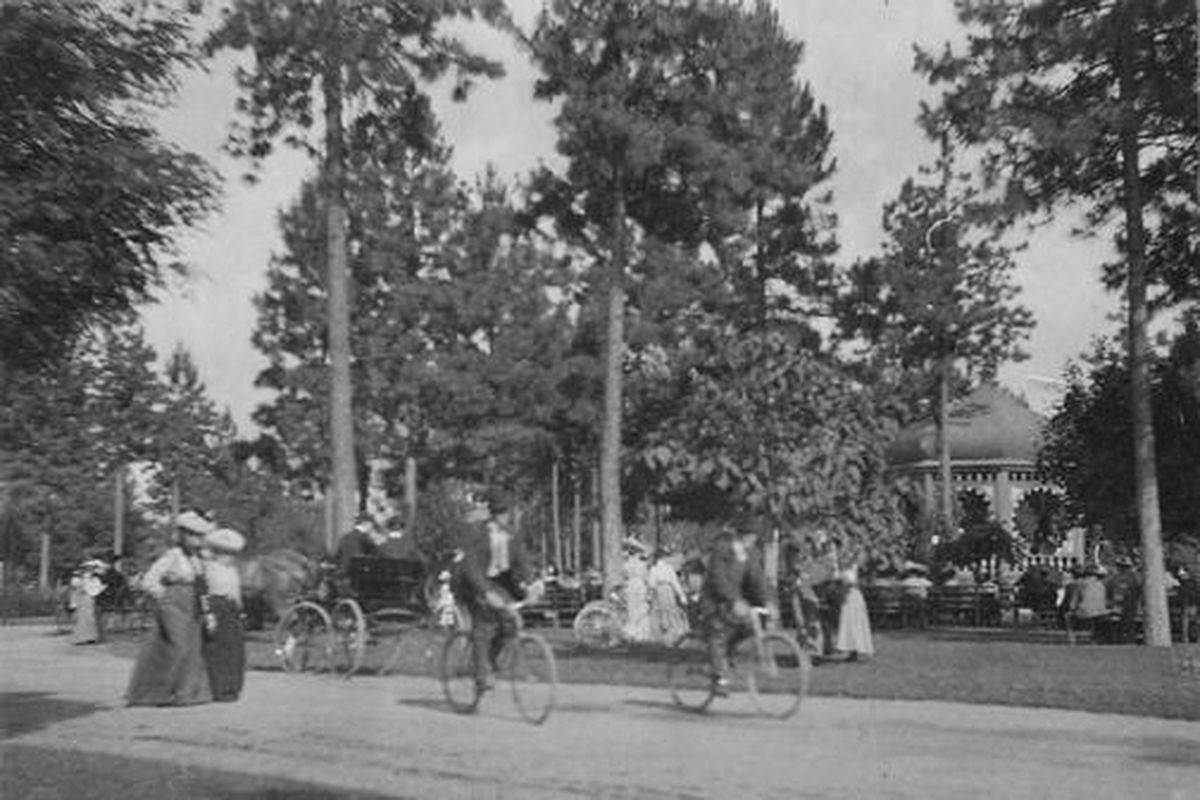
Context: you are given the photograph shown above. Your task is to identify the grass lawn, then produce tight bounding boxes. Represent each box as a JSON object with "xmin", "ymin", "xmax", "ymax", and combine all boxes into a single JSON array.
[{"xmin": 103, "ymin": 622, "xmax": 1200, "ymax": 721}]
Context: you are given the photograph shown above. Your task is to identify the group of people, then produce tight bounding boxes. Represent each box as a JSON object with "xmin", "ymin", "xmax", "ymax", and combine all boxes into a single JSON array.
[
  {"xmin": 1060, "ymin": 556, "xmax": 1145, "ymax": 644},
  {"xmin": 616, "ymin": 539, "xmax": 690, "ymax": 645},
  {"xmin": 65, "ymin": 556, "xmax": 126, "ymax": 645},
  {"xmin": 125, "ymin": 511, "xmax": 247, "ymax": 706},
  {"xmin": 783, "ymin": 538, "xmax": 876, "ymax": 663}
]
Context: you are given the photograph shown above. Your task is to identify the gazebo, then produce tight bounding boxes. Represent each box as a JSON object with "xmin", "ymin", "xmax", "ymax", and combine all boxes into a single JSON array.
[{"xmin": 886, "ymin": 383, "xmax": 1083, "ymax": 564}]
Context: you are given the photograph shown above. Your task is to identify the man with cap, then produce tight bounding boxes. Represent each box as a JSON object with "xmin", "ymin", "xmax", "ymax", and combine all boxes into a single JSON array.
[
  {"xmin": 1066, "ymin": 562, "xmax": 1111, "ymax": 644},
  {"xmin": 1105, "ymin": 556, "xmax": 1142, "ymax": 644},
  {"xmin": 450, "ymin": 503, "xmax": 534, "ymax": 692},
  {"xmin": 334, "ymin": 514, "xmax": 382, "ymax": 574},
  {"xmin": 698, "ymin": 519, "xmax": 771, "ymax": 696}
]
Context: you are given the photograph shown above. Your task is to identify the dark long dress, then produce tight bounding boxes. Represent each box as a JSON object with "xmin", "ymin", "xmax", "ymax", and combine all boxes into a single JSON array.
[
  {"xmin": 203, "ymin": 595, "xmax": 245, "ymax": 701},
  {"xmin": 125, "ymin": 584, "xmax": 212, "ymax": 706}
]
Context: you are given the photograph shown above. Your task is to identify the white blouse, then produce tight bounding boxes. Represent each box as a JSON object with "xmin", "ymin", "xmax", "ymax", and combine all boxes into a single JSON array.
[{"xmin": 141, "ymin": 547, "xmax": 201, "ymax": 599}]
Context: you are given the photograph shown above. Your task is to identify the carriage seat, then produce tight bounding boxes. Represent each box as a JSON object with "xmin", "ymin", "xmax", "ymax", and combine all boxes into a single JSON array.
[{"xmin": 346, "ymin": 556, "xmax": 426, "ymax": 613}]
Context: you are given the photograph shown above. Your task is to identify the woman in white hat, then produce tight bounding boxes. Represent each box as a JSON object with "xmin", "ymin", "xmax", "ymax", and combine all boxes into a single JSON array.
[
  {"xmin": 125, "ymin": 510, "xmax": 214, "ymax": 706},
  {"xmin": 201, "ymin": 527, "xmax": 246, "ymax": 702}
]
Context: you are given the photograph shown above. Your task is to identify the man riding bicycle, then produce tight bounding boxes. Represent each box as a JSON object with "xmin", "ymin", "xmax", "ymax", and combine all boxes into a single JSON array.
[
  {"xmin": 699, "ymin": 521, "xmax": 771, "ymax": 696},
  {"xmin": 450, "ymin": 502, "xmax": 533, "ymax": 692}
]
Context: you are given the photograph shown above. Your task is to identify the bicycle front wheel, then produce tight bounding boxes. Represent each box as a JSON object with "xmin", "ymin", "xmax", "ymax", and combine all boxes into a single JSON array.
[
  {"xmin": 273, "ymin": 601, "xmax": 333, "ymax": 673},
  {"xmin": 666, "ymin": 632, "xmax": 716, "ymax": 713},
  {"xmin": 508, "ymin": 632, "xmax": 557, "ymax": 725},
  {"xmin": 439, "ymin": 630, "xmax": 482, "ymax": 714},
  {"xmin": 743, "ymin": 632, "xmax": 810, "ymax": 720}
]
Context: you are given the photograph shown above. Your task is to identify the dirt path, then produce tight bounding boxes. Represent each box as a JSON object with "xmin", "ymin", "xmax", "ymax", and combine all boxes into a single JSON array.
[{"xmin": 2, "ymin": 626, "xmax": 1197, "ymax": 799}]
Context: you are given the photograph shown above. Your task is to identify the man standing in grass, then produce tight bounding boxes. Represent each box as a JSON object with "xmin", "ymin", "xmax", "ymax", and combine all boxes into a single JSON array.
[{"xmin": 1106, "ymin": 557, "xmax": 1142, "ymax": 644}]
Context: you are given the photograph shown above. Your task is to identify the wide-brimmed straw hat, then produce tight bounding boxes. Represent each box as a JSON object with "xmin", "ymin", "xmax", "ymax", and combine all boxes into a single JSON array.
[
  {"xmin": 205, "ymin": 528, "xmax": 245, "ymax": 554},
  {"xmin": 176, "ymin": 510, "xmax": 215, "ymax": 536}
]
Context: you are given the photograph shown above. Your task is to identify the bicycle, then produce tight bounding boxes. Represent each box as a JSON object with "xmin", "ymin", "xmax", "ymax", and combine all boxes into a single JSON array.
[
  {"xmin": 667, "ymin": 606, "xmax": 811, "ymax": 719},
  {"xmin": 439, "ymin": 601, "xmax": 558, "ymax": 725},
  {"xmin": 571, "ymin": 587, "xmax": 627, "ymax": 648}
]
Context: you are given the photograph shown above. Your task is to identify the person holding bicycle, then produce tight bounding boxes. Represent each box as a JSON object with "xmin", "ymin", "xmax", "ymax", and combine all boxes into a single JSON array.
[
  {"xmin": 699, "ymin": 521, "xmax": 771, "ymax": 696},
  {"xmin": 450, "ymin": 502, "xmax": 534, "ymax": 693}
]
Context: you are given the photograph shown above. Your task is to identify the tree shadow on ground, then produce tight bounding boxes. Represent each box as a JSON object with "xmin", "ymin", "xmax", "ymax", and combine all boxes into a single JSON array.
[
  {"xmin": 1, "ymin": 743, "xmax": 410, "ymax": 799},
  {"xmin": 0, "ymin": 692, "xmax": 109, "ymax": 740}
]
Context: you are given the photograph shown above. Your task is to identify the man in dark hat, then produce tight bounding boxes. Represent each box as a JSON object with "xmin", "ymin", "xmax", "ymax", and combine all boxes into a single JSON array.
[
  {"xmin": 1067, "ymin": 563, "xmax": 1112, "ymax": 643},
  {"xmin": 1105, "ymin": 556, "xmax": 1141, "ymax": 644},
  {"xmin": 333, "ymin": 515, "xmax": 382, "ymax": 574},
  {"xmin": 450, "ymin": 505, "xmax": 533, "ymax": 692},
  {"xmin": 698, "ymin": 521, "xmax": 770, "ymax": 696}
]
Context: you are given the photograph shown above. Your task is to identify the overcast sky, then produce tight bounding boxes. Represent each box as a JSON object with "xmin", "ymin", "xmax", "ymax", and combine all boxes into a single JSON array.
[{"xmin": 141, "ymin": 0, "xmax": 1122, "ymax": 431}]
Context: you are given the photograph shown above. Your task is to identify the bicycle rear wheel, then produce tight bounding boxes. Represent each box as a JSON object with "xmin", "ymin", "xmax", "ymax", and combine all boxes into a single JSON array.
[
  {"xmin": 330, "ymin": 598, "xmax": 367, "ymax": 677},
  {"xmin": 742, "ymin": 632, "xmax": 810, "ymax": 720},
  {"xmin": 439, "ymin": 630, "xmax": 482, "ymax": 714},
  {"xmin": 273, "ymin": 601, "xmax": 332, "ymax": 673},
  {"xmin": 572, "ymin": 602, "xmax": 621, "ymax": 648},
  {"xmin": 508, "ymin": 632, "xmax": 557, "ymax": 725},
  {"xmin": 666, "ymin": 632, "xmax": 716, "ymax": 713}
]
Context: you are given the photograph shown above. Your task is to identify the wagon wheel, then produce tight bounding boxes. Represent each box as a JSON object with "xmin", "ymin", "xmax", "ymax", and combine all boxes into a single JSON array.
[
  {"xmin": 331, "ymin": 597, "xmax": 367, "ymax": 678},
  {"xmin": 273, "ymin": 601, "xmax": 333, "ymax": 673}
]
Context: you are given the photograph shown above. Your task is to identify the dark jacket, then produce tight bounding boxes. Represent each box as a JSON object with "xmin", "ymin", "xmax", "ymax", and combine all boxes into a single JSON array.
[
  {"xmin": 699, "ymin": 533, "xmax": 767, "ymax": 617},
  {"xmin": 333, "ymin": 530, "xmax": 377, "ymax": 573},
  {"xmin": 451, "ymin": 526, "xmax": 532, "ymax": 609}
]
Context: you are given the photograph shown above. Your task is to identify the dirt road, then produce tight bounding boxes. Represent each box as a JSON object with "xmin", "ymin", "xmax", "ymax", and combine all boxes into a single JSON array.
[{"xmin": 2, "ymin": 625, "xmax": 1197, "ymax": 799}]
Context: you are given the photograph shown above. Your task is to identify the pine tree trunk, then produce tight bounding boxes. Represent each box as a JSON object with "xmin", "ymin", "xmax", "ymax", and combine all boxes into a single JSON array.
[
  {"xmin": 323, "ymin": 0, "xmax": 357, "ymax": 555},
  {"xmin": 1118, "ymin": 1, "xmax": 1171, "ymax": 647},
  {"xmin": 552, "ymin": 460, "xmax": 562, "ymax": 572},
  {"xmin": 937, "ymin": 360, "xmax": 954, "ymax": 538},
  {"xmin": 37, "ymin": 531, "xmax": 49, "ymax": 590},
  {"xmin": 600, "ymin": 175, "xmax": 628, "ymax": 594}
]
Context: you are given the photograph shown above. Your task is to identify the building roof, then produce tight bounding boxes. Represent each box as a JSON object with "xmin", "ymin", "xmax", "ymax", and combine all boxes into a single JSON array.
[{"xmin": 886, "ymin": 383, "xmax": 1047, "ymax": 467}]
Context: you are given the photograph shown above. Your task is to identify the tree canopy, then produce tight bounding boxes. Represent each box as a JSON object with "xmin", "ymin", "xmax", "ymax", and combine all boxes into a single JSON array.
[{"xmin": 0, "ymin": 0, "xmax": 217, "ymax": 373}]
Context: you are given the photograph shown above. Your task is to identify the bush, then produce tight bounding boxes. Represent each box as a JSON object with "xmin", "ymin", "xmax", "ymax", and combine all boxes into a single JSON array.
[{"xmin": 0, "ymin": 585, "xmax": 61, "ymax": 619}]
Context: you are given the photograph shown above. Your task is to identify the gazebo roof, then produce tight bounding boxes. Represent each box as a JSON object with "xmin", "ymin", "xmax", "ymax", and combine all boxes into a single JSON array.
[{"xmin": 886, "ymin": 383, "xmax": 1047, "ymax": 467}]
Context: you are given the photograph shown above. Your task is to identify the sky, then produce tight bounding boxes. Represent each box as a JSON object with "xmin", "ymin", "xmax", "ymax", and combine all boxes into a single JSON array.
[{"xmin": 141, "ymin": 0, "xmax": 1122, "ymax": 432}]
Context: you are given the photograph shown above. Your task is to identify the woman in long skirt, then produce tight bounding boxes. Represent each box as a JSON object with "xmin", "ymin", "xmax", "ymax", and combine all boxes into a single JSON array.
[
  {"xmin": 621, "ymin": 541, "xmax": 653, "ymax": 643},
  {"xmin": 834, "ymin": 563, "xmax": 875, "ymax": 661},
  {"xmin": 648, "ymin": 550, "xmax": 689, "ymax": 643},
  {"xmin": 70, "ymin": 565, "xmax": 103, "ymax": 645},
  {"xmin": 201, "ymin": 528, "xmax": 246, "ymax": 702},
  {"xmin": 126, "ymin": 512, "xmax": 213, "ymax": 707}
]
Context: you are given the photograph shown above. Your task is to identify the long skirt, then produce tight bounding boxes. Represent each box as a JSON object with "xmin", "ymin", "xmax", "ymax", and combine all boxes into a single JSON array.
[
  {"xmin": 622, "ymin": 584, "xmax": 653, "ymax": 643},
  {"xmin": 835, "ymin": 587, "xmax": 875, "ymax": 657},
  {"xmin": 203, "ymin": 596, "xmax": 245, "ymax": 702},
  {"xmin": 71, "ymin": 590, "xmax": 101, "ymax": 645},
  {"xmin": 125, "ymin": 586, "xmax": 212, "ymax": 706},
  {"xmin": 650, "ymin": 585, "xmax": 688, "ymax": 643}
]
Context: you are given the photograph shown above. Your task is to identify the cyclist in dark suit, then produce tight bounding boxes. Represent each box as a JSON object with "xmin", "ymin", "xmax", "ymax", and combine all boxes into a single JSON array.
[
  {"xmin": 451, "ymin": 505, "xmax": 533, "ymax": 692},
  {"xmin": 699, "ymin": 523, "xmax": 770, "ymax": 696}
]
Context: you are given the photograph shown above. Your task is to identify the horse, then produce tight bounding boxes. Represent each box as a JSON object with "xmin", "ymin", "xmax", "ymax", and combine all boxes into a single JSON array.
[{"xmin": 237, "ymin": 548, "xmax": 324, "ymax": 630}]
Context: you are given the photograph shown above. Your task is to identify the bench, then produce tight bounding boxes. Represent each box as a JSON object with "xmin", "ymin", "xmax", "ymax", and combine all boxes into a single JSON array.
[
  {"xmin": 863, "ymin": 585, "xmax": 903, "ymax": 629},
  {"xmin": 521, "ymin": 582, "xmax": 588, "ymax": 628},
  {"xmin": 930, "ymin": 586, "xmax": 981, "ymax": 627}
]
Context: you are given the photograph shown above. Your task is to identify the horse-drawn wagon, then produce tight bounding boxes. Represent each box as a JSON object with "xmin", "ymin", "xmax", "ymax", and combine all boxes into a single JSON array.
[{"xmin": 272, "ymin": 553, "xmax": 457, "ymax": 676}]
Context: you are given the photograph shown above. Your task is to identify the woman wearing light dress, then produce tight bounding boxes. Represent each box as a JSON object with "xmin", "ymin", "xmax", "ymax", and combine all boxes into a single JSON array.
[
  {"xmin": 621, "ymin": 540, "xmax": 653, "ymax": 643},
  {"xmin": 648, "ymin": 550, "xmax": 689, "ymax": 643},
  {"xmin": 834, "ymin": 559, "xmax": 875, "ymax": 661}
]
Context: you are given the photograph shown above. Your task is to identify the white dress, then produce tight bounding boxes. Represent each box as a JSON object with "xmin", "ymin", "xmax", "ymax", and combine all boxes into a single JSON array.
[
  {"xmin": 621, "ymin": 556, "xmax": 652, "ymax": 643},
  {"xmin": 835, "ymin": 566, "xmax": 875, "ymax": 657}
]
